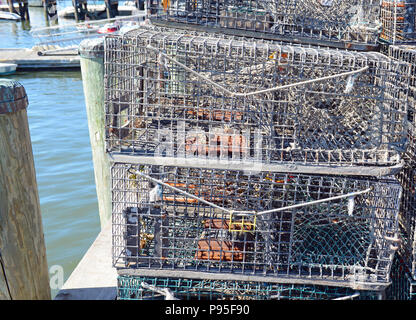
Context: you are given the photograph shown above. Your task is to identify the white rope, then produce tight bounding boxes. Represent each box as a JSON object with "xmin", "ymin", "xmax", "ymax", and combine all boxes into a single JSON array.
[
  {"xmin": 134, "ymin": 170, "xmax": 372, "ymax": 217},
  {"xmin": 146, "ymin": 44, "xmax": 369, "ymax": 98}
]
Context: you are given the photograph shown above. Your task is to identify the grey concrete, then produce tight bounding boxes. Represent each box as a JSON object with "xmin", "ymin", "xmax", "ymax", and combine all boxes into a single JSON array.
[{"xmin": 54, "ymin": 223, "xmax": 117, "ymax": 300}]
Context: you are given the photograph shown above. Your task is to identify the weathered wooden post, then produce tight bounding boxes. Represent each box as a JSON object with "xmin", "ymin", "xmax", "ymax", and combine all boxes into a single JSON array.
[
  {"xmin": 79, "ymin": 38, "xmax": 112, "ymax": 230},
  {"xmin": 17, "ymin": 0, "xmax": 30, "ymax": 21},
  {"xmin": 7, "ymin": 0, "xmax": 15, "ymax": 13},
  {"xmin": 0, "ymin": 79, "xmax": 51, "ymax": 300},
  {"xmin": 104, "ymin": 0, "xmax": 111, "ymax": 19}
]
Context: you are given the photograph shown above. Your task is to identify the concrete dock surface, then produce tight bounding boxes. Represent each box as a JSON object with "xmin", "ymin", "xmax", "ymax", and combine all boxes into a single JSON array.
[{"xmin": 54, "ymin": 223, "xmax": 117, "ymax": 300}]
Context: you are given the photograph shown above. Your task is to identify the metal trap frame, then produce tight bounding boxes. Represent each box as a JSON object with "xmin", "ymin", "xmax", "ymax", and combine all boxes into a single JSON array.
[
  {"xmin": 388, "ymin": 45, "xmax": 416, "ymax": 162},
  {"xmin": 380, "ymin": 1, "xmax": 416, "ymax": 45},
  {"xmin": 104, "ymin": 28, "xmax": 410, "ymax": 177},
  {"xmin": 145, "ymin": 0, "xmax": 382, "ymax": 51},
  {"xmin": 116, "ymin": 273, "xmax": 383, "ymax": 300},
  {"xmin": 111, "ymin": 162, "xmax": 401, "ymax": 290}
]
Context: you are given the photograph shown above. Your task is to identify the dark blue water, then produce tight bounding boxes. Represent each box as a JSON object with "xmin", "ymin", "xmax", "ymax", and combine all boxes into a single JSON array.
[{"xmin": 1, "ymin": 5, "xmax": 101, "ymax": 298}]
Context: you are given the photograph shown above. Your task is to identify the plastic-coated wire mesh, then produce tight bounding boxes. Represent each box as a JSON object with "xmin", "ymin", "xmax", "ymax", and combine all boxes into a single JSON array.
[
  {"xmin": 380, "ymin": 1, "xmax": 416, "ymax": 45},
  {"xmin": 116, "ymin": 274, "xmax": 382, "ymax": 300},
  {"xmin": 104, "ymin": 28, "xmax": 410, "ymax": 175},
  {"xmin": 145, "ymin": 0, "xmax": 382, "ymax": 50},
  {"xmin": 385, "ymin": 251, "xmax": 416, "ymax": 300},
  {"xmin": 111, "ymin": 162, "xmax": 401, "ymax": 289}
]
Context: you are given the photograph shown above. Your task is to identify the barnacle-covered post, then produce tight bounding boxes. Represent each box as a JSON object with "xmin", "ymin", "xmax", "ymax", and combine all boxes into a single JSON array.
[
  {"xmin": 0, "ymin": 79, "xmax": 50, "ymax": 300},
  {"xmin": 79, "ymin": 38, "xmax": 112, "ymax": 229}
]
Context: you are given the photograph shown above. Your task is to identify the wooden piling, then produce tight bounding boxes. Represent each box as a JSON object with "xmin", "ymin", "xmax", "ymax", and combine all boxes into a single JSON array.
[
  {"xmin": 0, "ymin": 79, "xmax": 51, "ymax": 300},
  {"xmin": 79, "ymin": 39, "xmax": 112, "ymax": 230},
  {"xmin": 71, "ymin": 0, "xmax": 79, "ymax": 22},
  {"xmin": 7, "ymin": 0, "xmax": 30, "ymax": 20},
  {"xmin": 7, "ymin": 0, "xmax": 15, "ymax": 13},
  {"xmin": 42, "ymin": 0, "xmax": 57, "ymax": 22}
]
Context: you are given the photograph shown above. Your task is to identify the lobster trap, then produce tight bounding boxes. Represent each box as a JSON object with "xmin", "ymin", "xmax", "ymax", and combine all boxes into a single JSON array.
[
  {"xmin": 104, "ymin": 28, "xmax": 410, "ymax": 177},
  {"xmin": 146, "ymin": 0, "xmax": 382, "ymax": 50},
  {"xmin": 116, "ymin": 274, "xmax": 383, "ymax": 300},
  {"xmin": 380, "ymin": 1, "xmax": 416, "ymax": 45},
  {"xmin": 111, "ymin": 162, "xmax": 402, "ymax": 290},
  {"xmin": 388, "ymin": 45, "xmax": 416, "ymax": 161}
]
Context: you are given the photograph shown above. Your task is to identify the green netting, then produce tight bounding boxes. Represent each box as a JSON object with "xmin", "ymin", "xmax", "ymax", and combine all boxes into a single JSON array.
[{"xmin": 117, "ymin": 275, "xmax": 381, "ymax": 300}]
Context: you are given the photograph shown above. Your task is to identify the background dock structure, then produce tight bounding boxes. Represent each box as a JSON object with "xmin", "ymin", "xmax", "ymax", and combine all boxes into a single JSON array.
[
  {"xmin": 66, "ymin": 0, "xmax": 143, "ymax": 21},
  {"xmin": 1, "ymin": 0, "xmax": 30, "ymax": 20},
  {"xmin": 0, "ymin": 48, "xmax": 80, "ymax": 69}
]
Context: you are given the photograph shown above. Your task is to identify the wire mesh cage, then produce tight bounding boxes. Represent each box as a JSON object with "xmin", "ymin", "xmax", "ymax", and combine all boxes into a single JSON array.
[
  {"xmin": 112, "ymin": 162, "xmax": 401, "ymax": 290},
  {"xmin": 104, "ymin": 29, "xmax": 410, "ymax": 176},
  {"xmin": 145, "ymin": 0, "xmax": 382, "ymax": 50},
  {"xmin": 388, "ymin": 45, "xmax": 416, "ymax": 162},
  {"xmin": 380, "ymin": 1, "xmax": 416, "ymax": 45},
  {"xmin": 385, "ymin": 251, "xmax": 416, "ymax": 300},
  {"xmin": 396, "ymin": 163, "xmax": 416, "ymax": 278},
  {"xmin": 116, "ymin": 274, "xmax": 383, "ymax": 300}
]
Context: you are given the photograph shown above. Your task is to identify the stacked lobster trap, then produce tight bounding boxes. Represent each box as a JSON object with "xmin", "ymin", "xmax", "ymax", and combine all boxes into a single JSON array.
[
  {"xmin": 146, "ymin": 0, "xmax": 416, "ymax": 49},
  {"xmin": 380, "ymin": 1, "xmax": 416, "ymax": 45},
  {"xmin": 385, "ymin": 45, "xmax": 416, "ymax": 298},
  {"xmin": 146, "ymin": 0, "xmax": 383, "ymax": 50},
  {"xmin": 101, "ymin": 3, "xmax": 416, "ymax": 300}
]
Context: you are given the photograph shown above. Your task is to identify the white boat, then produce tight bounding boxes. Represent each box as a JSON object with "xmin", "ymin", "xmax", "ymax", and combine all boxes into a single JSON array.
[
  {"xmin": 0, "ymin": 63, "xmax": 17, "ymax": 76},
  {"xmin": 0, "ymin": 11, "xmax": 21, "ymax": 21},
  {"xmin": 97, "ymin": 22, "xmax": 120, "ymax": 34}
]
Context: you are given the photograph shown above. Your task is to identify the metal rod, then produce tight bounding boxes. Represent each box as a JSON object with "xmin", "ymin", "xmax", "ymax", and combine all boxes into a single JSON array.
[
  {"xmin": 146, "ymin": 45, "xmax": 369, "ymax": 97},
  {"xmin": 134, "ymin": 169, "xmax": 372, "ymax": 217}
]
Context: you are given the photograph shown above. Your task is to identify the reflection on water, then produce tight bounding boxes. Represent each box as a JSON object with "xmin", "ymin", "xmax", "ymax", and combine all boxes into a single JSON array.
[{"xmin": 2, "ymin": 6, "xmax": 102, "ymax": 299}]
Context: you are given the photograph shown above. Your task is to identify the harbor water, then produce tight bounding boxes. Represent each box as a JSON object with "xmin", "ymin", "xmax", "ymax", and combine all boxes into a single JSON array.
[{"xmin": 0, "ymin": 4, "xmax": 101, "ymax": 298}]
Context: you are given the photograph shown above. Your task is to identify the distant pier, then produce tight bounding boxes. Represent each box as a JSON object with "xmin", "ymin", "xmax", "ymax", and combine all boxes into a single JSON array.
[{"xmin": 0, "ymin": 48, "xmax": 80, "ymax": 69}]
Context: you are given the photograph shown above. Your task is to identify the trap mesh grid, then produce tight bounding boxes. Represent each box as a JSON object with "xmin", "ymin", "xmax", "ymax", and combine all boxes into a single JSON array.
[
  {"xmin": 104, "ymin": 28, "xmax": 409, "ymax": 175},
  {"xmin": 388, "ymin": 45, "xmax": 416, "ymax": 161},
  {"xmin": 385, "ymin": 250, "xmax": 416, "ymax": 300},
  {"xmin": 396, "ymin": 162, "xmax": 416, "ymax": 280},
  {"xmin": 112, "ymin": 162, "xmax": 401, "ymax": 289},
  {"xmin": 116, "ymin": 274, "xmax": 382, "ymax": 300},
  {"xmin": 380, "ymin": 1, "xmax": 416, "ymax": 45},
  {"xmin": 146, "ymin": 0, "xmax": 382, "ymax": 50}
]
